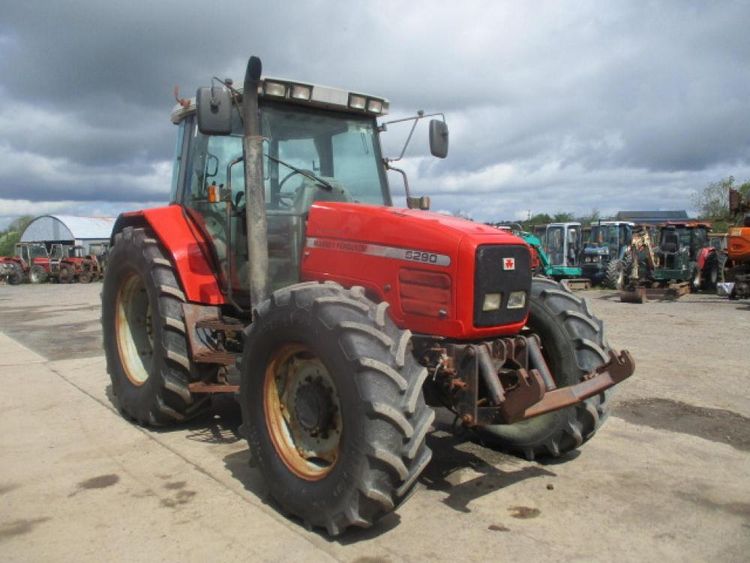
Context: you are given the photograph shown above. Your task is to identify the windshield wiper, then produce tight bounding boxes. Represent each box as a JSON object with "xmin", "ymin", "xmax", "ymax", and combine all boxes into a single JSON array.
[{"xmin": 265, "ymin": 154, "xmax": 333, "ymax": 191}]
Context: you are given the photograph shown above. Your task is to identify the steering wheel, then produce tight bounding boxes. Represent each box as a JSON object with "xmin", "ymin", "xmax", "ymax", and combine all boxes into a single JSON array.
[{"xmin": 277, "ymin": 169, "xmax": 313, "ymax": 208}]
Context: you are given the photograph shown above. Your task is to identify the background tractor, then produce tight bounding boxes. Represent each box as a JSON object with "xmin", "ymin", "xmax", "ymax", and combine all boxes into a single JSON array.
[
  {"xmin": 580, "ymin": 221, "xmax": 634, "ymax": 289},
  {"xmin": 530, "ymin": 222, "xmax": 590, "ymax": 288},
  {"xmin": 0, "ymin": 242, "xmax": 50, "ymax": 284},
  {"xmin": 101, "ymin": 56, "xmax": 633, "ymax": 535},
  {"xmin": 621, "ymin": 222, "xmax": 718, "ymax": 301},
  {"xmin": 726, "ymin": 188, "xmax": 750, "ymax": 298}
]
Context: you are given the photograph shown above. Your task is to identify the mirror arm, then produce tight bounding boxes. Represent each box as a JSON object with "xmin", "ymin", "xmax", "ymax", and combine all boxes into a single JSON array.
[
  {"xmin": 384, "ymin": 160, "xmax": 411, "ymax": 199},
  {"xmin": 381, "ymin": 111, "xmax": 446, "ymax": 163}
]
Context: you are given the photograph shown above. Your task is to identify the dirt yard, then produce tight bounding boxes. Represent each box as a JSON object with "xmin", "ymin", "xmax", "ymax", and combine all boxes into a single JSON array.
[{"xmin": 0, "ymin": 283, "xmax": 748, "ymax": 562}]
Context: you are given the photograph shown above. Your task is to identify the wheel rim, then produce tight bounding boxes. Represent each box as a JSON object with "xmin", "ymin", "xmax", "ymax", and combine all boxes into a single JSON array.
[
  {"xmin": 115, "ymin": 273, "xmax": 154, "ymax": 386},
  {"xmin": 263, "ymin": 344, "xmax": 342, "ymax": 481}
]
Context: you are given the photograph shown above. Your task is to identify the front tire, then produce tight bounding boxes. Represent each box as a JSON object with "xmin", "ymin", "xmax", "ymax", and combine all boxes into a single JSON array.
[
  {"xmin": 241, "ymin": 282, "xmax": 433, "ymax": 536},
  {"xmin": 604, "ymin": 258, "xmax": 626, "ymax": 290},
  {"xmin": 7, "ymin": 263, "xmax": 24, "ymax": 285},
  {"xmin": 102, "ymin": 226, "xmax": 208, "ymax": 426},
  {"xmin": 480, "ymin": 277, "xmax": 611, "ymax": 460}
]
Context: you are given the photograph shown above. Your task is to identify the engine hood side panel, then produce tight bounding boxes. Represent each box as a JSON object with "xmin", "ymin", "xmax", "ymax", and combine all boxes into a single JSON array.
[{"xmin": 301, "ymin": 202, "xmax": 530, "ymax": 339}]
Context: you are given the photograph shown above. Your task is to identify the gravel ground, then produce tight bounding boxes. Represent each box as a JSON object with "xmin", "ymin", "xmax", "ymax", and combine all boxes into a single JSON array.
[{"xmin": 0, "ymin": 282, "xmax": 748, "ymax": 562}]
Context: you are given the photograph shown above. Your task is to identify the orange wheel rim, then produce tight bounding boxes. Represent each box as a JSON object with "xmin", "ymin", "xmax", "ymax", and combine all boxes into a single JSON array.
[{"xmin": 263, "ymin": 343, "xmax": 342, "ymax": 481}]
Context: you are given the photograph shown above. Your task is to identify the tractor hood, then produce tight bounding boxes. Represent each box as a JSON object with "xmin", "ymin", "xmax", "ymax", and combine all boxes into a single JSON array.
[
  {"xmin": 302, "ymin": 202, "xmax": 531, "ymax": 340},
  {"xmin": 305, "ymin": 202, "xmax": 522, "ymax": 249}
]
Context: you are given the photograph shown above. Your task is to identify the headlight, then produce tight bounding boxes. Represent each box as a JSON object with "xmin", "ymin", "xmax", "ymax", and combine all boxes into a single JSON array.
[
  {"xmin": 264, "ymin": 81, "xmax": 287, "ymax": 97},
  {"xmin": 367, "ymin": 99, "xmax": 383, "ymax": 113},
  {"xmin": 482, "ymin": 293, "xmax": 502, "ymax": 311},
  {"xmin": 507, "ymin": 291, "xmax": 526, "ymax": 309},
  {"xmin": 290, "ymin": 84, "xmax": 311, "ymax": 100},
  {"xmin": 349, "ymin": 94, "xmax": 366, "ymax": 110}
]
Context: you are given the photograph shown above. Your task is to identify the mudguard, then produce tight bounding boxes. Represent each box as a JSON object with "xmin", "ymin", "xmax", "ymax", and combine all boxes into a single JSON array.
[{"xmin": 111, "ymin": 205, "xmax": 225, "ymax": 305}]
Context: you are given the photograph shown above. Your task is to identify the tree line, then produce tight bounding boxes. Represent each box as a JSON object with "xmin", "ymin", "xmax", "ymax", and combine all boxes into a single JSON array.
[{"xmin": 0, "ymin": 215, "xmax": 34, "ymax": 257}]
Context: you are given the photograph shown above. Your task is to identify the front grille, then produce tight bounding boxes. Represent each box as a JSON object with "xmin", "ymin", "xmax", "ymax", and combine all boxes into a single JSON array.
[{"xmin": 474, "ymin": 244, "xmax": 531, "ymax": 327}]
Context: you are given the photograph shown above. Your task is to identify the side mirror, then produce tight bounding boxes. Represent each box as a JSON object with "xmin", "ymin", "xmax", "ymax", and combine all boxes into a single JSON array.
[
  {"xmin": 196, "ymin": 86, "xmax": 233, "ymax": 135},
  {"xmin": 429, "ymin": 119, "xmax": 449, "ymax": 158}
]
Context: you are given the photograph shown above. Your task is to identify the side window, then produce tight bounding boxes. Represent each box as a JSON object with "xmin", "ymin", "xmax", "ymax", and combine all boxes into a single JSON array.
[
  {"xmin": 187, "ymin": 133, "xmax": 245, "ymax": 204},
  {"xmin": 331, "ymin": 126, "xmax": 382, "ymax": 203}
]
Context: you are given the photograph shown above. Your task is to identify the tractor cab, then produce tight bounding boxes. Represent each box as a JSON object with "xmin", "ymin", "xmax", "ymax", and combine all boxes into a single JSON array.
[
  {"xmin": 581, "ymin": 221, "xmax": 634, "ymax": 286},
  {"xmin": 15, "ymin": 242, "xmax": 49, "ymax": 263},
  {"xmin": 170, "ymin": 77, "xmax": 447, "ymax": 306},
  {"xmin": 650, "ymin": 222, "xmax": 715, "ymax": 287},
  {"xmin": 542, "ymin": 222, "xmax": 582, "ymax": 269}
]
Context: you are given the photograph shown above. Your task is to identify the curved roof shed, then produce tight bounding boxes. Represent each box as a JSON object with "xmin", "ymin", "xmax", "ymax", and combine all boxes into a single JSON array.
[{"xmin": 21, "ymin": 215, "xmax": 116, "ymax": 248}]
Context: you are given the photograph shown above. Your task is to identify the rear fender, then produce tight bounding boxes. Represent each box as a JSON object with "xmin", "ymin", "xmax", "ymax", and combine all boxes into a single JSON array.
[
  {"xmin": 696, "ymin": 247, "xmax": 714, "ymax": 271},
  {"xmin": 111, "ymin": 206, "xmax": 225, "ymax": 305}
]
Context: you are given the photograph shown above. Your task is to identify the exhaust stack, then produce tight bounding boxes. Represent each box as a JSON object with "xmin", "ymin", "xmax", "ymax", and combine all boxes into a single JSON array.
[{"xmin": 242, "ymin": 56, "xmax": 270, "ymax": 307}]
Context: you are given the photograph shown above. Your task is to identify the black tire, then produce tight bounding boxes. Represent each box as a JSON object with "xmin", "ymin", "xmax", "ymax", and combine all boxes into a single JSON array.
[
  {"xmin": 604, "ymin": 258, "xmax": 626, "ymax": 290},
  {"xmin": 700, "ymin": 253, "xmax": 719, "ymax": 291},
  {"xmin": 102, "ymin": 226, "xmax": 209, "ymax": 426},
  {"xmin": 7, "ymin": 263, "xmax": 24, "ymax": 285},
  {"xmin": 241, "ymin": 281, "xmax": 433, "ymax": 536},
  {"xmin": 479, "ymin": 277, "xmax": 611, "ymax": 460},
  {"xmin": 29, "ymin": 264, "xmax": 48, "ymax": 284},
  {"xmin": 79, "ymin": 271, "xmax": 92, "ymax": 284},
  {"xmin": 59, "ymin": 265, "xmax": 74, "ymax": 283}
]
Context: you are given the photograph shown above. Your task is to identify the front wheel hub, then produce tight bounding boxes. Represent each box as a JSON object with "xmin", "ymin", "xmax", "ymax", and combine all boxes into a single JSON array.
[
  {"xmin": 264, "ymin": 345, "xmax": 342, "ymax": 481},
  {"xmin": 294, "ymin": 378, "xmax": 336, "ymax": 437}
]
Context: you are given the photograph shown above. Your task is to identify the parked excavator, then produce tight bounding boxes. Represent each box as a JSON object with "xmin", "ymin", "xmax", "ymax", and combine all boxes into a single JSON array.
[{"xmin": 726, "ymin": 188, "xmax": 750, "ymax": 298}]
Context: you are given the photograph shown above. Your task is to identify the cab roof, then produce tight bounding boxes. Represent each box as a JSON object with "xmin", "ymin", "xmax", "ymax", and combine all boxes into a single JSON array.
[{"xmin": 171, "ymin": 76, "xmax": 389, "ymax": 124}]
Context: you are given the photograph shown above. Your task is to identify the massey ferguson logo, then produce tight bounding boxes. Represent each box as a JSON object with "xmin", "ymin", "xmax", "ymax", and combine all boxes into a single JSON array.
[{"xmin": 503, "ymin": 257, "xmax": 515, "ymax": 271}]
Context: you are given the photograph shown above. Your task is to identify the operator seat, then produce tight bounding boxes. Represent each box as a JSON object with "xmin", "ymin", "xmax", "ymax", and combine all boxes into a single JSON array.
[{"xmin": 657, "ymin": 230, "xmax": 679, "ymax": 268}]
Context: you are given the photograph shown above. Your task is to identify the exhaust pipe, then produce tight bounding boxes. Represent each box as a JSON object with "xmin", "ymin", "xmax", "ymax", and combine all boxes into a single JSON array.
[{"xmin": 242, "ymin": 56, "xmax": 270, "ymax": 307}]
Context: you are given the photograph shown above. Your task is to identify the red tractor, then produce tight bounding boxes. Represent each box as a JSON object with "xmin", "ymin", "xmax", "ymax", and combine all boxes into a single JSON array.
[
  {"xmin": 101, "ymin": 57, "xmax": 634, "ymax": 535},
  {"xmin": 0, "ymin": 242, "xmax": 50, "ymax": 284},
  {"xmin": 48, "ymin": 244, "xmax": 102, "ymax": 283}
]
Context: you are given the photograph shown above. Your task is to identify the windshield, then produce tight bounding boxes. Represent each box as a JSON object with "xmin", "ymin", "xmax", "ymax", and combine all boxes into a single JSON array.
[
  {"xmin": 192, "ymin": 101, "xmax": 389, "ymax": 212},
  {"xmin": 590, "ymin": 225, "xmax": 619, "ymax": 253},
  {"xmin": 28, "ymin": 245, "xmax": 48, "ymax": 259}
]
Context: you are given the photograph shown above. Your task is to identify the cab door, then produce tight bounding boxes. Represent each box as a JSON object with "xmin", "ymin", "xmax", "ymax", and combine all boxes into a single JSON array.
[{"xmin": 181, "ymin": 123, "xmax": 249, "ymax": 301}]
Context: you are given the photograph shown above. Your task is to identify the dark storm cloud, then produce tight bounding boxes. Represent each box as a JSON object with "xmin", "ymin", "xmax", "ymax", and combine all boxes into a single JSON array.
[{"xmin": 0, "ymin": 0, "xmax": 749, "ymax": 227}]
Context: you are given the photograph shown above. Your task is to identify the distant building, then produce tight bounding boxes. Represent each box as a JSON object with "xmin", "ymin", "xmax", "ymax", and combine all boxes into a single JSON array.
[
  {"xmin": 615, "ymin": 210, "xmax": 690, "ymax": 224},
  {"xmin": 20, "ymin": 215, "xmax": 116, "ymax": 253}
]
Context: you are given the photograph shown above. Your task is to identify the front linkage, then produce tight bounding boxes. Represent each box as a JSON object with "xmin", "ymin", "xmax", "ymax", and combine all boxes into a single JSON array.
[{"xmin": 417, "ymin": 336, "xmax": 633, "ymax": 426}]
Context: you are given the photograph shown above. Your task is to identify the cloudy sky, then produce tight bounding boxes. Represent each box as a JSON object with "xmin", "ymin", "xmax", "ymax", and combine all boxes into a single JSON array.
[{"xmin": 1, "ymin": 0, "xmax": 748, "ymax": 228}]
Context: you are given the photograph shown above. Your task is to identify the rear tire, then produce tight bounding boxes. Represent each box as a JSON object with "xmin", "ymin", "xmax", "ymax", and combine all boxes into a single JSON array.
[
  {"xmin": 59, "ymin": 265, "xmax": 74, "ymax": 283},
  {"xmin": 700, "ymin": 254, "xmax": 719, "ymax": 291},
  {"xmin": 479, "ymin": 277, "xmax": 611, "ymax": 460},
  {"xmin": 241, "ymin": 282, "xmax": 433, "ymax": 536},
  {"xmin": 102, "ymin": 226, "xmax": 209, "ymax": 426},
  {"xmin": 29, "ymin": 265, "xmax": 48, "ymax": 284}
]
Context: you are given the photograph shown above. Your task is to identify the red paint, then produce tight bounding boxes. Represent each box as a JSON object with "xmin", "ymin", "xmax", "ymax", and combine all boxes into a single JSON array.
[
  {"xmin": 696, "ymin": 246, "xmax": 715, "ymax": 271},
  {"xmin": 301, "ymin": 202, "xmax": 530, "ymax": 340},
  {"xmin": 113, "ymin": 206, "xmax": 225, "ymax": 305}
]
